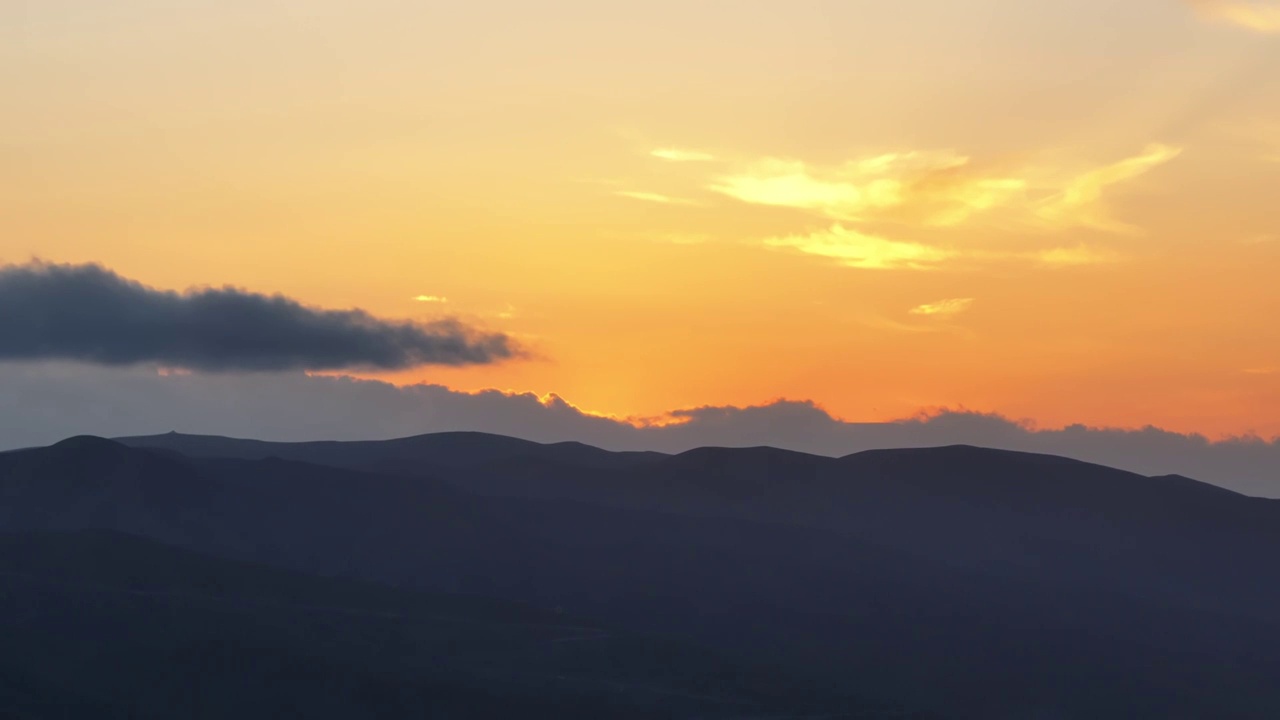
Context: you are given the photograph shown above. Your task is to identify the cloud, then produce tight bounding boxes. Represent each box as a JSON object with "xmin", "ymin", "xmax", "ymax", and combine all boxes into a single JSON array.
[
  {"xmin": 1, "ymin": 364, "xmax": 1278, "ymax": 497},
  {"xmin": 1035, "ymin": 144, "xmax": 1183, "ymax": 233},
  {"xmin": 413, "ymin": 295, "xmax": 448, "ymax": 303},
  {"xmin": 614, "ymin": 191, "xmax": 699, "ymax": 205},
  {"xmin": 762, "ymin": 225, "xmax": 1118, "ymax": 271},
  {"xmin": 651, "ymin": 148, "xmax": 716, "ymax": 162},
  {"xmin": 1189, "ymin": 0, "xmax": 1280, "ymax": 32},
  {"xmin": 0, "ymin": 261, "xmax": 518, "ymax": 371},
  {"xmin": 909, "ymin": 298, "xmax": 975, "ymax": 317},
  {"xmin": 708, "ymin": 145, "xmax": 1179, "ymax": 234},
  {"xmin": 764, "ymin": 225, "xmax": 956, "ymax": 270},
  {"xmin": 643, "ymin": 403, "xmax": 1280, "ymax": 498},
  {"xmin": 709, "ymin": 152, "xmax": 1020, "ymax": 225}
]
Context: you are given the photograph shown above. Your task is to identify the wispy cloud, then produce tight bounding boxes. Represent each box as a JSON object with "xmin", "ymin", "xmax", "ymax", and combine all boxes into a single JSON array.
[
  {"xmin": 763, "ymin": 226, "xmax": 1120, "ymax": 271},
  {"xmin": 710, "ymin": 151, "xmax": 1024, "ymax": 227},
  {"xmin": 910, "ymin": 298, "xmax": 975, "ymax": 317},
  {"xmin": 763, "ymin": 225, "xmax": 955, "ymax": 270},
  {"xmin": 413, "ymin": 295, "xmax": 448, "ymax": 303},
  {"xmin": 614, "ymin": 190, "xmax": 699, "ymax": 205},
  {"xmin": 651, "ymin": 148, "xmax": 716, "ymax": 162},
  {"xmin": 1189, "ymin": 0, "xmax": 1280, "ymax": 32},
  {"xmin": 708, "ymin": 145, "xmax": 1180, "ymax": 234},
  {"xmin": 1035, "ymin": 144, "xmax": 1183, "ymax": 233}
]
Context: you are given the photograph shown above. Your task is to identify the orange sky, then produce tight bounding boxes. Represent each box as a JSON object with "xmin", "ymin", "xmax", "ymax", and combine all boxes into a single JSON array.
[{"xmin": 4, "ymin": 0, "xmax": 1280, "ymax": 437}]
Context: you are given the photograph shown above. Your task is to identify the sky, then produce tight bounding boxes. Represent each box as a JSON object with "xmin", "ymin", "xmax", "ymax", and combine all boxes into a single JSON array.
[{"xmin": 4, "ymin": 1, "xmax": 1280, "ymax": 461}]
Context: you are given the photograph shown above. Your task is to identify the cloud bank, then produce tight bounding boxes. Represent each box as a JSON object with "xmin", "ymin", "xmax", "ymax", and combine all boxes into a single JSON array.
[
  {"xmin": 0, "ymin": 262, "xmax": 517, "ymax": 371},
  {"xmin": 1, "ymin": 363, "xmax": 1276, "ymax": 498}
]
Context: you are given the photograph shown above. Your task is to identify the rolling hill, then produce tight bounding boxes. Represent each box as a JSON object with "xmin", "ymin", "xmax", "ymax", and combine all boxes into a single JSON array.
[{"xmin": 6, "ymin": 433, "xmax": 1280, "ymax": 717}]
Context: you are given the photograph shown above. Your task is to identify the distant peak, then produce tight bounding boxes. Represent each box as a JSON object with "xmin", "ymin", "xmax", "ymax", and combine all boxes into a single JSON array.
[
  {"xmin": 48, "ymin": 436, "xmax": 134, "ymax": 462},
  {"xmin": 51, "ymin": 435, "xmax": 124, "ymax": 451},
  {"xmin": 672, "ymin": 445, "xmax": 824, "ymax": 463}
]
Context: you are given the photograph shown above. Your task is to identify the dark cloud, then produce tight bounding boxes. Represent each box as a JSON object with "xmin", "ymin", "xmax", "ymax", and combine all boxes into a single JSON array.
[
  {"xmin": 1, "ymin": 363, "xmax": 1277, "ymax": 498},
  {"xmin": 0, "ymin": 262, "xmax": 518, "ymax": 371}
]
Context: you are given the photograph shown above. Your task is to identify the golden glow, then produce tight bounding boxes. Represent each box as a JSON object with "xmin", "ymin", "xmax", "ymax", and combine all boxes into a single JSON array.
[{"xmin": 6, "ymin": 0, "xmax": 1280, "ymax": 438}]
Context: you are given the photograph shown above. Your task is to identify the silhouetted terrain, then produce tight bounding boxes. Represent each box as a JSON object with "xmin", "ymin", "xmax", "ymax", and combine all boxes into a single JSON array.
[
  {"xmin": 0, "ymin": 530, "xmax": 890, "ymax": 719},
  {"xmin": 119, "ymin": 430, "xmax": 668, "ymax": 474},
  {"xmin": 4, "ymin": 433, "xmax": 1280, "ymax": 717},
  {"xmin": 121, "ymin": 432, "xmax": 1280, "ymax": 621}
]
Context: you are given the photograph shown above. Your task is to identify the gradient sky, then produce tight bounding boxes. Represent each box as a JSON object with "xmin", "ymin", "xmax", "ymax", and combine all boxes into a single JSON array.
[{"xmin": 6, "ymin": 0, "xmax": 1280, "ymax": 438}]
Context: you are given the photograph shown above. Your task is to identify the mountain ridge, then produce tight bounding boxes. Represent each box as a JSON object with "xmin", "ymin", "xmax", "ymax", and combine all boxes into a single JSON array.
[{"xmin": 8, "ymin": 432, "xmax": 1280, "ymax": 717}]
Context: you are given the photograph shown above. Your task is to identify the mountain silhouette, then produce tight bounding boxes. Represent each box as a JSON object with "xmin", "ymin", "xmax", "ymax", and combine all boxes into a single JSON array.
[
  {"xmin": 1, "ymin": 530, "xmax": 859, "ymax": 719},
  {"xmin": 7, "ymin": 433, "xmax": 1280, "ymax": 717},
  {"xmin": 117, "ymin": 430, "xmax": 668, "ymax": 474},
  {"xmin": 118, "ymin": 433, "xmax": 1280, "ymax": 623}
]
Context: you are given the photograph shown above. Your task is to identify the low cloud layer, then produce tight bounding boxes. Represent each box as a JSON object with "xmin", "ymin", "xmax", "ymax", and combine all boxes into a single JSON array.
[
  {"xmin": 1, "ymin": 363, "xmax": 1277, "ymax": 498},
  {"xmin": 0, "ymin": 262, "xmax": 517, "ymax": 371}
]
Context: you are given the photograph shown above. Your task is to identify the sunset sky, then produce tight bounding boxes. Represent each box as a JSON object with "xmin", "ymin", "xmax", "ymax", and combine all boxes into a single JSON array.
[{"xmin": 5, "ymin": 0, "xmax": 1280, "ymax": 439}]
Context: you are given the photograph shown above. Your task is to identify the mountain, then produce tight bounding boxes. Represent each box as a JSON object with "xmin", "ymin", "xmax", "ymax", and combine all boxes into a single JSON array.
[
  {"xmin": 0, "ymin": 530, "xmax": 883, "ymax": 719},
  {"xmin": 117, "ymin": 430, "xmax": 668, "ymax": 474},
  {"xmin": 118, "ymin": 432, "xmax": 1280, "ymax": 621},
  {"xmin": 9, "ymin": 434, "xmax": 1280, "ymax": 717}
]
